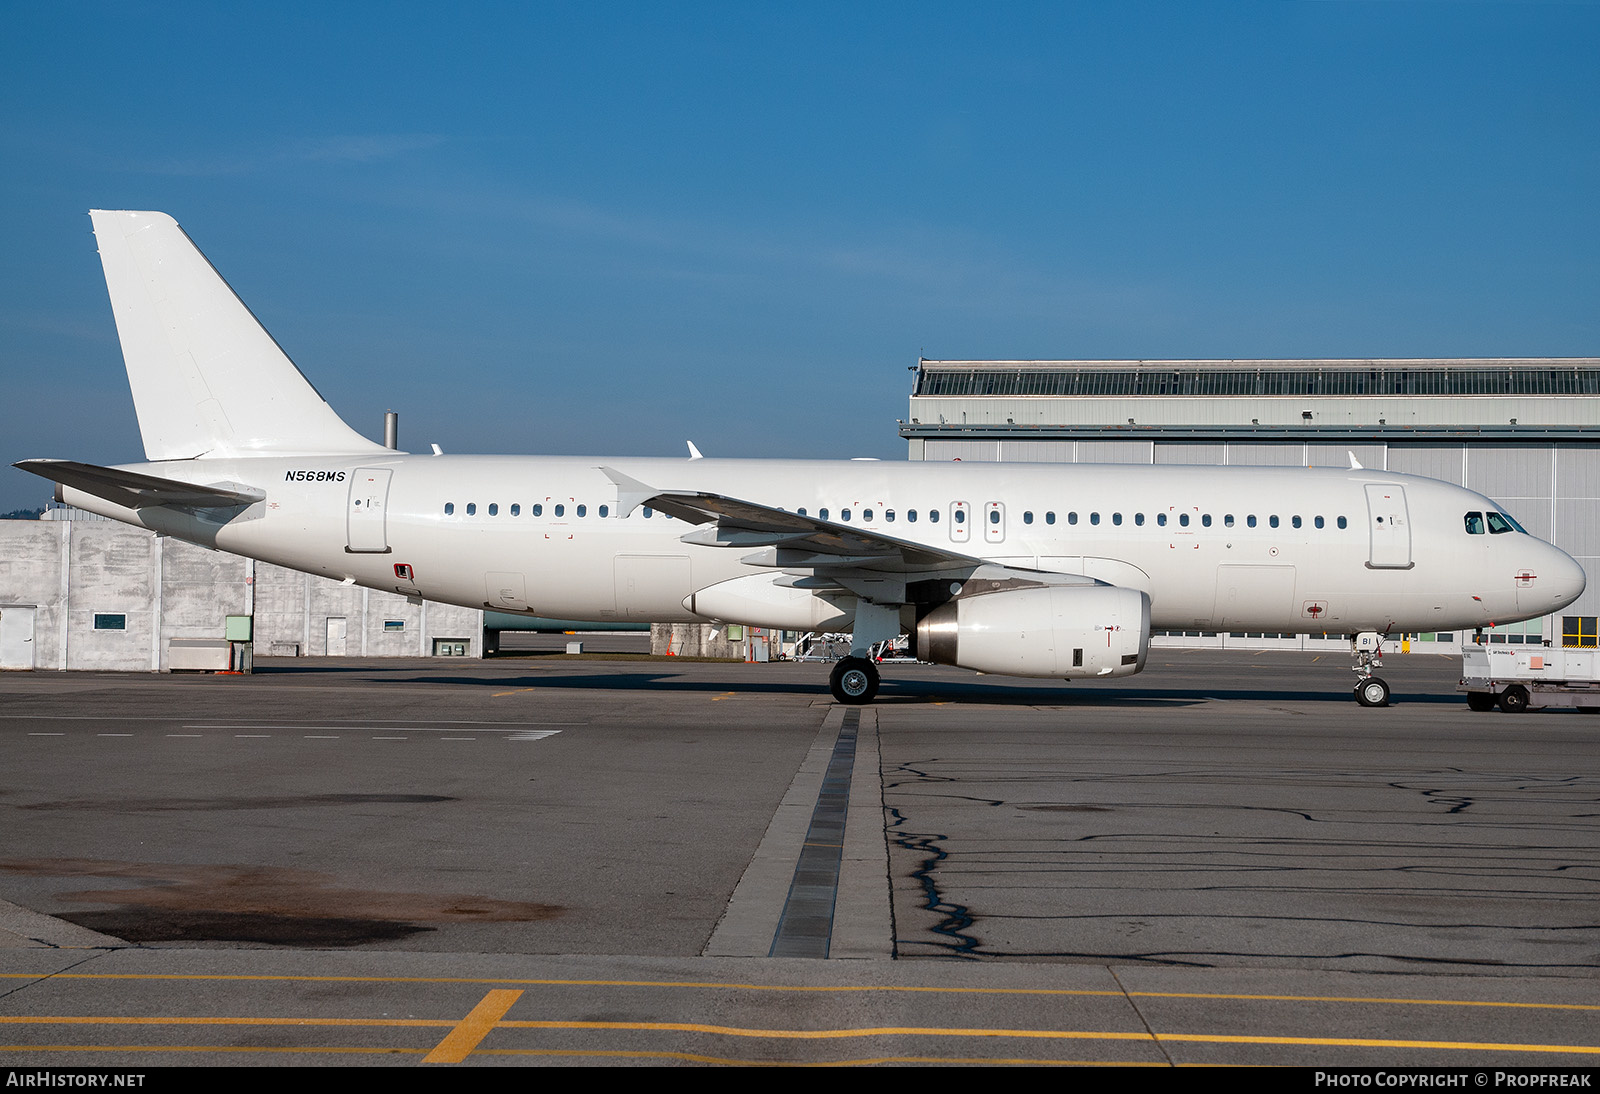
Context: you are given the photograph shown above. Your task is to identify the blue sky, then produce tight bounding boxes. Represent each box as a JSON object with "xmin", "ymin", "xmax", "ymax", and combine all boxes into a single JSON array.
[{"xmin": 2, "ymin": 1, "xmax": 1596, "ymax": 511}]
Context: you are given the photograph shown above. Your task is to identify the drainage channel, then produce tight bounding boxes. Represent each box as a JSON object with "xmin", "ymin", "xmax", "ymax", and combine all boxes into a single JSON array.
[{"xmin": 768, "ymin": 708, "xmax": 859, "ymax": 957}]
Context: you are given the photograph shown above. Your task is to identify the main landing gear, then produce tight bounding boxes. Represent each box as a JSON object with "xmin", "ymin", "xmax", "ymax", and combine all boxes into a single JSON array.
[
  {"xmin": 1352, "ymin": 631, "xmax": 1390, "ymax": 707},
  {"xmin": 829, "ymin": 657, "xmax": 880, "ymax": 704}
]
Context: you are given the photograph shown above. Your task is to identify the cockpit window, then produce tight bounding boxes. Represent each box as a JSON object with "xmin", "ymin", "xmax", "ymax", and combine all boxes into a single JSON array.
[
  {"xmin": 1486, "ymin": 511, "xmax": 1523, "ymax": 534},
  {"xmin": 1465, "ymin": 512, "xmax": 1485, "ymax": 535}
]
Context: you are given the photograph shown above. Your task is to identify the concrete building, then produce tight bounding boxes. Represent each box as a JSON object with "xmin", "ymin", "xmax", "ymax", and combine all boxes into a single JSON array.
[
  {"xmin": 0, "ymin": 513, "xmax": 481, "ymax": 671},
  {"xmin": 902, "ymin": 358, "xmax": 1600, "ymax": 650}
]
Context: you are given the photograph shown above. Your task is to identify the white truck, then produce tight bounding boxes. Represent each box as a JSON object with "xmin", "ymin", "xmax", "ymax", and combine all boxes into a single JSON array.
[{"xmin": 1460, "ymin": 645, "xmax": 1600, "ymax": 713}]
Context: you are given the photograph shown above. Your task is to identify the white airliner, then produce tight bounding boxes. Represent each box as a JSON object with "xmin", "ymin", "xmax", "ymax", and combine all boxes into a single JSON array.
[{"xmin": 16, "ymin": 211, "xmax": 1587, "ymax": 706}]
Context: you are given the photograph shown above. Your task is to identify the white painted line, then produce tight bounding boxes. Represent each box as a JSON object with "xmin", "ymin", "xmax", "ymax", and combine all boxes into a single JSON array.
[
  {"xmin": 372, "ymin": 736, "xmax": 407, "ymax": 740},
  {"xmin": 165, "ymin": 734, "xmax": 202, "ymax": 738},
  {"xmin": 97, "ymin": 733, "xmax": 133, "ymax": 737},
  {"xmin": 234, "ymin": 734, "xmax": 271, "ymax": 738},
  {"xmin": 304, "ymin": 735, "xmax": 340, "ymax": 739},
  {"xmin": 507, "ymin": 730, "xmax": 562, "ymax": 741},
  {"xmin": 27, "ymin": 732, "xmax": 65, "ymax": 736},
  {"xmin": 440, "ymin": 737, "xmax": 476, "ymax": 741}
]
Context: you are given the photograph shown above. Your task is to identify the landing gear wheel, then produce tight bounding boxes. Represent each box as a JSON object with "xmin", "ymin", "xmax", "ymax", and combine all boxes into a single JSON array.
[
  {"xmin": 1466, "ymin": 692, "xmax": 1496, "ymax": 712},
  {"xmin": 829, "ymin": 657, "xmax": 879, "ymax": 704},
  {"xmin": 1355, "ymin": 677, "xmax": 1390, "ymax": 707},
  {"xmin": 1497, "ymin": 685, "xmax": 1530, "ymax": 714}
]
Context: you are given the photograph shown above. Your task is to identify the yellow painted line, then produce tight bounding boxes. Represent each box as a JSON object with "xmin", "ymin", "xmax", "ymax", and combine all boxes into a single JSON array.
[
  {"xmin": 423, "ymin": 989, "xmax": 524, "ymax": 1064},
  {"xmin": 1, "ymin": 1016, "xmax": 449, "ymax": 1027},
  {"xmin": 491, "ymin": 688, "xmax": 538, "ymax": 697},
  {"xmin": 3, "ymin": 973, "xmax": 1595, "ymax": 1012},
  {"xmin": 1, "ymin": 1045, "xmax": 423, "ymax": 1056},
  {"xmin": 500, "ymin": 1021, "xmax": 1600, "ymax": 1055}
]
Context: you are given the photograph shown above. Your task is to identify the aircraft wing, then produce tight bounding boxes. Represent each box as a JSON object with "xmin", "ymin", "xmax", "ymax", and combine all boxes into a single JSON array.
[
  {"xmin": 636, "ymin": 487, "xmax": 981, "ymax": 572},
  {"xmin": 14, "ymin": 459, "xmax": 266, "ymax": 511}
]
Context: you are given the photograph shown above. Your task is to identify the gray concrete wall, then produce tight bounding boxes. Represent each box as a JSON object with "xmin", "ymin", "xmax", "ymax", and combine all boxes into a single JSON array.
[{"xmin": 0, "ymin": 520, "xmax": 482, "ymax": 670}]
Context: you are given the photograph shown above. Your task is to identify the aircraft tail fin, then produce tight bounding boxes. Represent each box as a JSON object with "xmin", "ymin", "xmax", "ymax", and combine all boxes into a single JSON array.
[{"xmin": 89, "ymin": 210, "xmax": 387, "ymax": 461}]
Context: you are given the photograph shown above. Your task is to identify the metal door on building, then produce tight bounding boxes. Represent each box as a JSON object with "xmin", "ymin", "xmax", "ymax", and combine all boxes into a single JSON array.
[
  {"xmin": 325, "ymin": 616, "xmax": 348, "ymax": 657},
  {"xmin": 1364, "ymin": 484, "xmax": 1413, "ymax": 569},
  {"xmin": 0, "ymin": 606, "xmax": 36, "ymax": 669},
  {"xmin": 347, "ymin": 468, "xmax": 393, "ymax": 553}
]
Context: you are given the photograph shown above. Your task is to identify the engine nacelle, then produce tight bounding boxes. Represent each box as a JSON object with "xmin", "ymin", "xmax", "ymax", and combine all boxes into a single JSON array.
[
  {"xmin": 915, "ymin": 584, "xmax": 1150, "ymax": 678},
  {"xmin": 685, "ymin": 572, "xmax": 854, "ymax": 632}
]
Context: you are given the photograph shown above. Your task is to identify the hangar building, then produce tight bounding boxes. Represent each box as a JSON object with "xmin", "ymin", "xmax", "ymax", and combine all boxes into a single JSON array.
[{"xmin": 902, "ymin": 358, "xmax": 1600, "ymax": 651}]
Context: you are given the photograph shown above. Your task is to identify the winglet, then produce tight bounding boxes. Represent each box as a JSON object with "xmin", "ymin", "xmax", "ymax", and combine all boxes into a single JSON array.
[
  {"xmin": 1348, "ymin": 451, "xmax": 1363, "ymax": 470},
  {"xmin": 686, "ymin": 441, "xmax": 704, "ymax": 460}
]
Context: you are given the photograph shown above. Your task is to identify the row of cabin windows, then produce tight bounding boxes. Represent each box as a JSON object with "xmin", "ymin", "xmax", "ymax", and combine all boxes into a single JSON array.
[
  {"xmin": 443, "ymin": 502, "xmax": 650, "ymax": 518},
  {"xmin": 441, "ymin": 499, "xmax": 1351, "ymax": 531},
  {"xmin": 797, "ymin": 507, "xmax": 1348, "ymax": 530}
]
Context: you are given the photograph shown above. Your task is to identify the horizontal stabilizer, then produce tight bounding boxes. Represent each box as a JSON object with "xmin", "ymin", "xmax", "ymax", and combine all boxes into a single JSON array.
[{"xmin": 14, "ymin": 459, "xmax": 266, "ymax": 511}]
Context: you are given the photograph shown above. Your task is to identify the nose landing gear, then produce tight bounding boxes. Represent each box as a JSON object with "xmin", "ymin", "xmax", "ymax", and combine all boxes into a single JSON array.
[{"xmin": 1352, "ymin": 631, "xmax": 1391, "ymax": 707}]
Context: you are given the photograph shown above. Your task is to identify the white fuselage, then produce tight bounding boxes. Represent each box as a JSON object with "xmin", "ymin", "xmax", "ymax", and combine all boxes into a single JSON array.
[{"xmin": 60, "ymin": 454, "xmax": 1585, "ymax": 638}]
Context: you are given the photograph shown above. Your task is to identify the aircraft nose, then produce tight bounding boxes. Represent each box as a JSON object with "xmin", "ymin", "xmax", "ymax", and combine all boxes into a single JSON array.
[{"xmin": 1544, "ymin": 542, "xmax": 1586, "ymax": 611}]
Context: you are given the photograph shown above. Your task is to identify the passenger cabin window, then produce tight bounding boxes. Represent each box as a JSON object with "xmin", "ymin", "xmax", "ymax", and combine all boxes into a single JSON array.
[
  {"xmin": 1247, "ymin": 515, "xmax": 1257, "ymax": 528},
  {"xmin": 1224, "ymin": 514, "xmax": 1234, "ymax": 527},
  {"xmin": 488, "ymin": 503, "xmax": 498, "ymax": 516},
  {"xmin": 885, "ymin": 510, "xmax": 895, "ymax": 522},
  {"xmin": 533, "ymin": 503, "xmax": 543, "ymax": 516},
  {"xmin": 1112, "ymin": 512, "xmax": 1122, "ymax": 526},
  {"xmin": 511, "ymin": 504, "xmax": 520, "ymax": 516},
  {"xmin": 1023, "ymin": 511, "xmax": 1033, "ymax": 525},
  {"xmin": 908, "ymin": 510, "xmax": 917, "ymax": 522},
  {"xmin": 1292, "ymin": 515, "xmax": 1302, "ymax": 529},
  {"xmin": 953, "ymin": 509, "xmax": 964, "ymax": 524},
  {"xmin": 797, "ymin": 508, "xmax": 807, "ymax": 516},
  {"xmin": 444, "ymin": 502, "xmax": 455, "ymax": 515},
  {"xmin": 466, "ymin": 503, "xmax": 477, "ymax": 516},
  {"xmin": 577, "ymin": 504, "xmax": 587, "ymax": 517},
  {"xmin": 1090, "ymin": 512, "xmax": 1100, "ymax": 526},
  {"xmin": 1201, "ymin": 514, "xmax": 1211, "ymax": 527},
  {"xmin": 1134, "ymin": 513, "xmax": 1144, "ymax": 526},
  {"xmin": 1178, "ymin": 513, "xmax": 1189, "ymax": 527},
  {"xmin": 863, "ymin": 509, "xmax": 873, "ymax": 521},
  {"xmin": 642, "ymin": 507, "xmax": 653, "ymax": 518},
  {"xmin": 1157, "ymin": 513, "xmax": 1167, "ymax": 527},
  {"xmin": 1314, "ymin": 515, "xmax": 1325, "ymax": 529},
  {"xmin": 929, "ymin": 510, "xmax": 940, "ymax": 523},
  {"xmin": 599, "ymin": 505, "xmax": 609, "ymax": 517},
  {"xmin": 819, "ymin": 508, "xmax": 829, "ymax": 520},
  {"xmin": 554, "ymin": 504, "xmax": 564, "ymax": 517},
  {"xmin": 1045, "ymin": 511, "xmax": 1055, "ymax": 525},
  {"xmin": 1068, "ymin": 512, "xmax": 1078, "ymax": 525},
  {"xmin": 1337, "ymin": 516, "xmax": 1347, "ymax": 529},
  {"xmin": 989, "ymin": 509, "xmax": 1000, "ymax": 525},
  {"xmin": 841, "ymin": 508, "xmax": 852, "ymax": 521},
  {"xmin": 1269, "ymin": 515, "xmax": 1280, "ymax": 528}
]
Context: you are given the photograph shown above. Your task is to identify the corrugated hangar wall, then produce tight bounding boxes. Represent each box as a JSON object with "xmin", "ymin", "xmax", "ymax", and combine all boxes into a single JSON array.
[{"xmin": 0, "ymin": 519, "xmax": 482, "ymax": 671}]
